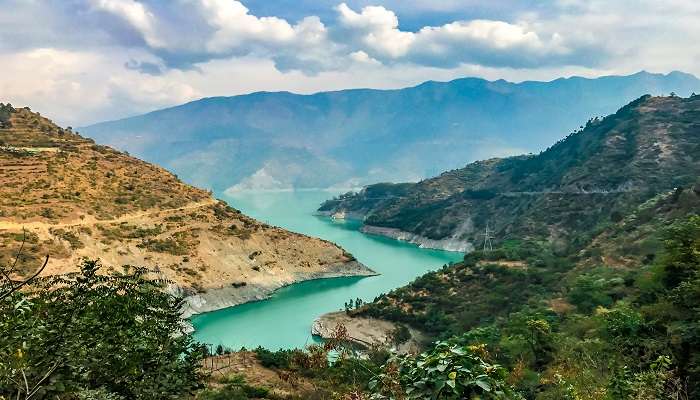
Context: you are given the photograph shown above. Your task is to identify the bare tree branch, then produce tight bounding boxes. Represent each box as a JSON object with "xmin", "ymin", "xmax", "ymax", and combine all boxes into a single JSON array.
[
  {"xmin": 10, "ymin": 228, "xmax": 28, "ymax": 274},
  {"xmin": 0, "ymin": 255, "xmax": 49, "ymax": 302},
  {"xmin": 25, "ymin": 362, "xmax": 61, "ymax": 400}
]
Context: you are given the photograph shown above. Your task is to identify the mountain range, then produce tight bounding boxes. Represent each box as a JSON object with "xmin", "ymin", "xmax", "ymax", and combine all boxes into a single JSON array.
[{"xmin": 81, "ymin": 71, "xmax": 700, "ymax": 193}]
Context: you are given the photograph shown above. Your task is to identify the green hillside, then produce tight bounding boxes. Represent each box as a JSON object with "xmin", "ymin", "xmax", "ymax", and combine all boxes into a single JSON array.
[{"xmin": 321, "ymin": 95, "xmax": 700, "ymax": 251}]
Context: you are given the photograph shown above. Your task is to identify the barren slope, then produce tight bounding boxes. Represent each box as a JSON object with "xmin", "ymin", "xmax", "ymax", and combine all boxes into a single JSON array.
[{"xmin": 0, "ymin": 104, "xmax": 373, "ymax": 315}]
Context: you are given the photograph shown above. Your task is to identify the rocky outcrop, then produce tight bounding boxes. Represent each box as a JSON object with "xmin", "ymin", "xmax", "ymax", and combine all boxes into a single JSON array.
[
  {"xmin": 360, "ymin": 225, "xmax": 473, "ymax": 252},
  {"xmin": 312, "ymin": 311, "xmax": 426, "ymax": 354}
]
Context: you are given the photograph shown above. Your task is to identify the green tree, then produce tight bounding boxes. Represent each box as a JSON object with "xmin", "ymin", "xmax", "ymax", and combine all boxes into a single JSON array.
[
  {"xmin": 657, "ymin": 215, "xmax": 700, "ymax": 289},
  {"xmin": 567, "ymin": 274, "xmax": 614, "ymax": 313},
  {"xmin": 0, "ymin": 259, "xmax": 205, "ymax": 399}
]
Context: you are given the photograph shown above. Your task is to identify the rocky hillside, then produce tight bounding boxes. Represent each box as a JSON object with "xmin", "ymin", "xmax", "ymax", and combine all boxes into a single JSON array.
[
  {"xmin": 82, "ymin": 71, "xmax": 700, "ymax": 192},
  {"xmin": 320, "ymin": 95, "xmax": 700, "ymax": 251},
  {"xmin": 0, "ymin": 104, "xmax": 373, "ymax": 315}
]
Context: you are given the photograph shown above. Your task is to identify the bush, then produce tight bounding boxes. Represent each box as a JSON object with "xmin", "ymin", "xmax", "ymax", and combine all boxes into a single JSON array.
[
  {"xmin": 368, "ymin": 342, "xmax": 520, "ymax": 399},
  {"xmin": 254, "ymin": 346, "xmax": 294, "ymax": 369}
]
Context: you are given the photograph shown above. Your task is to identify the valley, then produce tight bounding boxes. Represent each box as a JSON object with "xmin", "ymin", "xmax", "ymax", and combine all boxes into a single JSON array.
[
  {"xmin": 191, "ymin": 190, "xmax": 462, "ymax": 350},
  {"xmin": 3, "ymin": 93, "xmax": 699, "ymax": 399},
  {"xmin": 4, "ymin": 2, "xmax": 700, "ymax": 398}
]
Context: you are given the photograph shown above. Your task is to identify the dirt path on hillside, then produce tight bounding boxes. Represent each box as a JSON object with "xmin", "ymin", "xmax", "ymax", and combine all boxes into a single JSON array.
[{"xmin": 0, "ymin": 198, "xmax": 217, "ymax": 232}]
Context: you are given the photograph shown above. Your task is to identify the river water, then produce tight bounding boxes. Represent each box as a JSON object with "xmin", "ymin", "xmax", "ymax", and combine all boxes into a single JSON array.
[{"xmin": 191, "ymin": 190, "xmax": 462, "ymax": 350}]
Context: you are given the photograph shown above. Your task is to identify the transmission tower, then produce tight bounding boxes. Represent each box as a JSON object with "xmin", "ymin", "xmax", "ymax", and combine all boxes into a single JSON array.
[{"xmin": 482, "ymin": 223, "xmax": 494, "ymax": 252}]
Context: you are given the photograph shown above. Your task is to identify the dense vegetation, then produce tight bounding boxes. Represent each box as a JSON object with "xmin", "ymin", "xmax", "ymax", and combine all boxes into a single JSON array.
[
  {"xmin": 198, "ymin": 338, "xmax": 519, "ymax": 399},
  {"xmin": 0, "ymin": 259, "xmax": 205, "ymax": 399},
  {"xmin": 355, "ymin": 210, "xmax": 699, "ymax": 398}
]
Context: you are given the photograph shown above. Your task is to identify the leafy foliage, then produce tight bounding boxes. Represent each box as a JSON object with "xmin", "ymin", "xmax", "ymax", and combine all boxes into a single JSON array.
[
  {"xmin": 368, "ymin": 342, "xmax": 519, "ymax": 399},
  {"xmin": 352, "ymin": 211, "xmax": 699, "ymax": 399},
  {"xmin": 0, "ymin": 259, "xmax": 205, "ymax": 399}
]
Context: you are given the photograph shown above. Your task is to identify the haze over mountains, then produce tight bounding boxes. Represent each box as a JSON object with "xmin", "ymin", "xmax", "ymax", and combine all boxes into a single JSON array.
[{"xmin": 82, "ymin": 71, "xmax": 700, "ymax": 192}]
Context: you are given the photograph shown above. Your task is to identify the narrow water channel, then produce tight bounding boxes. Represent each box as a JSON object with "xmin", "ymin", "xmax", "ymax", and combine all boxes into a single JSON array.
[{"xmin": 191, "ymin": 190, "xmax": 463, "ymax": 350}]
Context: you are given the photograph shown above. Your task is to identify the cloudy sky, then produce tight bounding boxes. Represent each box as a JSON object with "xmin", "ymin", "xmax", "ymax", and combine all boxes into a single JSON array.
[{"xmin": 1, "ymin": 0, "xmax": 699, "ymax": 126}]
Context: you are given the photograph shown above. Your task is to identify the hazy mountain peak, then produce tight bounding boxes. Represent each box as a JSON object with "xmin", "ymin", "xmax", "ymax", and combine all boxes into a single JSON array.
[{"xmin": 82, "ymin": 72, "xmax": 700, "ymax": 192}]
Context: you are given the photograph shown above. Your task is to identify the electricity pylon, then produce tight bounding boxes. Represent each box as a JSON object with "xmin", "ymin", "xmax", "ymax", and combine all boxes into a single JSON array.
[{"xmin": 482, "ymin": 224, "xmax": 494, "ymax": 252}]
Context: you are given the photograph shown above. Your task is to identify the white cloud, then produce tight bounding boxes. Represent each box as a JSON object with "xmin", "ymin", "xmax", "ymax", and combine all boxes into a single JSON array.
[
  {"xmin": 0, "ymin": 48, "xmax": 199, "ymax": 126},
  {"xmin": 196, "ymin": 0, "xmax": 297, "ymax": 53},
  {"xmin": 336, "ymin": 3, "xmax": 414, "ymax": 58},
  {"xmin": 90, "ymin": 0, "xmax": 163, "ymax": 47},
  {"xmin": 1, "ymin": 0, "xmax": 700, "ymax": 125},
  {"xmin": 335, "ymin": 3, "xmax": 583, "ymax": 68},
  {"xmin": 349, "ymin": 50, "xmax": 380, "ymax": 65},
  {"xmin": 80, "ymin": 1, "xmax": 601, "ymax": 72}
]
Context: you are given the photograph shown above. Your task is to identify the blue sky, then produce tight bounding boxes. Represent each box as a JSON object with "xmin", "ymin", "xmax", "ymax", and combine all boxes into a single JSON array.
[
  {"xmin": 241, "ymin": 0, "xmax": 547, "ymax": 31},
  {"xmin": 1, "ymin": 0, "xmax": 699, "ymax": 126}
]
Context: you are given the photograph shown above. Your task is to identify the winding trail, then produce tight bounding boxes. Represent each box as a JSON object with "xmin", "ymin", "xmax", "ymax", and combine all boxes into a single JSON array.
[{"xmin": 0, "ymin": 199, "xmax": 217, "ymax": 233}]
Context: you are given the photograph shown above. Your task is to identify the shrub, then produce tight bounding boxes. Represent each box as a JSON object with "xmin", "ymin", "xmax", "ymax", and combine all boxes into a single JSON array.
[
  {"xmin": 368, "ymin": 342, "xmax": 520, "ymax": 399},
  {"xmin": 254, "ymin": 347, "xmax": 294, "ymax": 369}
]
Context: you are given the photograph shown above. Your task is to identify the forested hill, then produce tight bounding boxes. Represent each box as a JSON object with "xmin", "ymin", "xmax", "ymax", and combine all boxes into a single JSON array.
[
  {"xmin": 81, "ymin": 71, "xmax": 700, "ymax": 192},
  {"xmin": 320, "ymin": 95, "xmax": 700, "ymax": 251}
]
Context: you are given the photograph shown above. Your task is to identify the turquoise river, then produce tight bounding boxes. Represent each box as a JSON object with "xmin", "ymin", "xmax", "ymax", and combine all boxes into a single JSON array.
[{"xmin": 191, "ymin": 190, "xmax": 462, "ymax": 350}]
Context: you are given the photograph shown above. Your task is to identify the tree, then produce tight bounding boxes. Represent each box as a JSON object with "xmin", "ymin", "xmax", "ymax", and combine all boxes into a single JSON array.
[
  {"xmin": 636, "ymin": 215, "xmax": 700, "ymax": 397},
  {"xmin": 525, "ymin": 319, "xmax": 553, "ymax": 370},
  {"xmin": 657, "ymin": 215, "xmax": 700, "ymax": 289},
  {"xmin": 0, "ymin": 259, "xmax": 205, "ymax": 399}
]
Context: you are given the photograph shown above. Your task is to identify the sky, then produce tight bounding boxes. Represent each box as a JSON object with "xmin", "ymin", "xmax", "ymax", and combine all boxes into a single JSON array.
[{"xmin": 1, "ymin": 0, "xmax": 699, "ymax": 126}]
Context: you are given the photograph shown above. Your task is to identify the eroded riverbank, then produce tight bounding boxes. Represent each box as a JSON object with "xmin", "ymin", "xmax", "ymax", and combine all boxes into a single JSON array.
[{"xmin": 180, "ymin": 260, "xmax": 375, "ymax": 318}]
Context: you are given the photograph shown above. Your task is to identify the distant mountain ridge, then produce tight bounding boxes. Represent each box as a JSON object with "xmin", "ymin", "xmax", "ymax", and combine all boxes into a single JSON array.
[
  {"xmin": 319, "ymin": 95, "xmax": 700, "ymax": 251},
  {"xmin": 82, "ymin": 71, "xmax": 700, "ymax": 192}
]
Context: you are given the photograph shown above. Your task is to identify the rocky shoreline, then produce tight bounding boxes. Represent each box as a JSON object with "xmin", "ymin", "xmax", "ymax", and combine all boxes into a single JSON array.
[
  {"xmin": 316, "ymin": 211, "xmax": 472, "ymax": 252},
  {"xmin": 315, "ymin": 210, "xmax": 367, "ymax": 220},
  {"xmin": 360, "ymin": 225, "xmax": 473, "ymax": 253},
  {"xmin": 179, "ymin": 261, "xmax": 376, "ymax": 319},
  {"xmin": 311, "ymin": 311, "xmax": 426, "ymax": 354}
]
